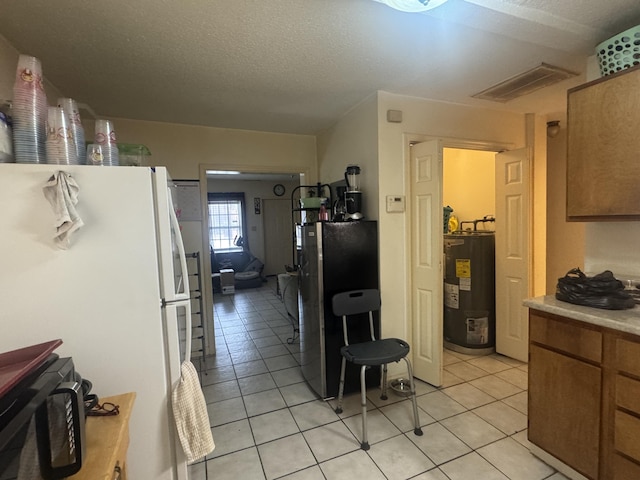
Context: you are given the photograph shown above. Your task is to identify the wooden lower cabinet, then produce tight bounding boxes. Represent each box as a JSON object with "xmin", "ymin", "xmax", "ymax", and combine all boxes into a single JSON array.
[
  {"xmin": 612, "ymin": 454, "xmax": 640, "ymax": 480},
  {"xmin": 528, "ymin": 310, "xmax": 640, "ymax": 479},
  {"xmin": 529, "ymin": 343, "xmax": 601, "ymax": 478}
]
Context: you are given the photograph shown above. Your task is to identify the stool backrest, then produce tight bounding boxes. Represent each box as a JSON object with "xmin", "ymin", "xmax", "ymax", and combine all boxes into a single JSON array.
[
  {"xmin": 332, "ymin": 289, "xmax": 380, "ymax": 345},
  {"xmin": 332, "ymin": 289, "xmax": 381, "ymax": 317}
]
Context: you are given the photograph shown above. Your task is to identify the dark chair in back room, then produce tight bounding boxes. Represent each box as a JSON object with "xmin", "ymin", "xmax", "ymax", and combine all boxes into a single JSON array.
[{"xmin": 331, "ymin": 288, "xmax": 423, "ymax": 450}]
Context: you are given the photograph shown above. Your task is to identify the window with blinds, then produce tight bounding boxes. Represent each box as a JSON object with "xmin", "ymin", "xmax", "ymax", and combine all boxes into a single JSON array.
[{"xmin": 208, "ymin": 193, "xmax": 246, "ymax": 252}]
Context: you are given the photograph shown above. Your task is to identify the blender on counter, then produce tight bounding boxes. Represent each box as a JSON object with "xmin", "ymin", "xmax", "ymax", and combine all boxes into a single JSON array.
[{"xmin": 344, "ymin": 164, "xmax": 364, "ymax": 220}]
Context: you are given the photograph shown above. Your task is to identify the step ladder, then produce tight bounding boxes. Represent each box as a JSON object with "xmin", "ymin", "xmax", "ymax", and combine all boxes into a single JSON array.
[{"xmin": 186, "ymin": 251, "xmax": 206, "ymax": 372}]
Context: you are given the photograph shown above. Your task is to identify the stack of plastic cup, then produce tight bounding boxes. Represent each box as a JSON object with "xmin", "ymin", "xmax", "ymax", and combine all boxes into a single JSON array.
[
  {"xmin": 45, "ymin": 106, "xmax": 78, "ymax": 165},
  {"xmin": 12, "ymin": 54, "xmax": 47, "ymax": 163},
  {"xmin": 86, "ymin": 143, "xmax": 104, "ymax": 166},
  {"xmin": 58, "ymin": 98, "xmax": 85, "ymax": 164},
  {"xmin": 94, "ymin": 119, "xmax": 119, "ymax": 166}
]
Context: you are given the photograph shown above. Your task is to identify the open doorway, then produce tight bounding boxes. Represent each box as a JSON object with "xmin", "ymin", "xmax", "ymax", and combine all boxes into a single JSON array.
[
  {"xmin": 408, "ymin": 139, "xmax": 530, "ymax": 387},
  {"xmin": 205, "ymin": 172, "xmax": 300, "ymax": 277},
  {"xmin": 442, "ymin": 147, "xmax": 497, "ymax": 365},
  {"xmin": 197, "ymin": 165, "xmax": 307, "ymax": 357},
  {"xmin": 443, "ymin": 148, "xmax": 496, "ymax": 235}
]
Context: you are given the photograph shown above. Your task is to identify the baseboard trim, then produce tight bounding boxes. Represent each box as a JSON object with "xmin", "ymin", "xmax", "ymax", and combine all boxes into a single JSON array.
[{"xmin": 529, "ymin": 444, "xmax": 590, "ymax": 480}]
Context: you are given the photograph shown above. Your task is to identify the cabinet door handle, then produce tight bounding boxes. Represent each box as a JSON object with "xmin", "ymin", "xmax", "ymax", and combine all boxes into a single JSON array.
[{"xmin": 113, "ymin": 461, "xmax": 122, "ymax": 480}]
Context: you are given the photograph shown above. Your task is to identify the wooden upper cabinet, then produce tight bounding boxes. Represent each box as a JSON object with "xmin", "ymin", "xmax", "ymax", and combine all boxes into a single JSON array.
[{"xmin": 566, "ymin": 64, "xmax": 640, "ymax": 220}]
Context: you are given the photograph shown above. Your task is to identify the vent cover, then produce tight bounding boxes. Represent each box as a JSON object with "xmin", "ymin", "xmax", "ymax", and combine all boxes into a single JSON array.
[{"xmin": 472, "ymin": 63, "xmax": 578, "ymax": 102}]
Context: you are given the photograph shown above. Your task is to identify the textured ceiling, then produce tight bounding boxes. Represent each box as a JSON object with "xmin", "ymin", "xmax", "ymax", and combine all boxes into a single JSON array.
[{"xmin": 0, "ymin": 0, "xmax": 638, "ymax": 135}]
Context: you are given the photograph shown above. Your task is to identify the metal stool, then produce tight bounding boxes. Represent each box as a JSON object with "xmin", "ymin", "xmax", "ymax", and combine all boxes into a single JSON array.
[{"xmin": 331, "ymin": 289, "xmax": 423, "ymax": 450}]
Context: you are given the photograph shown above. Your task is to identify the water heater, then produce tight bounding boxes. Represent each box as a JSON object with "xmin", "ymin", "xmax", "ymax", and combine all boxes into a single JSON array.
[{"xmin": 443, "ymin": 231, "xmax": 495, "ymax": 355}]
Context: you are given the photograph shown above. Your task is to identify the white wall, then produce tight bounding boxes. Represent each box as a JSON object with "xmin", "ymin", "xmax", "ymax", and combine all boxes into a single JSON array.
[{"xmin": 585, "ymin": 224, "xmax": 640, "ymax": 281}]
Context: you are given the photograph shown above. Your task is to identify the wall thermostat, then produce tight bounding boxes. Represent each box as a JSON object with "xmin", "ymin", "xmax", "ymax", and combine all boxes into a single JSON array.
[{"xmin": 386, "ymin": 195, "xmax": 405, "ymax": 213}]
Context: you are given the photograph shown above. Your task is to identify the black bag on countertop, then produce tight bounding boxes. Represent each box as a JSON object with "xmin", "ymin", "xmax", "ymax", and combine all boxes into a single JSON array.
[{"xmin": 556, "ymin": 268, "xmax": 635, "ymax": 310}]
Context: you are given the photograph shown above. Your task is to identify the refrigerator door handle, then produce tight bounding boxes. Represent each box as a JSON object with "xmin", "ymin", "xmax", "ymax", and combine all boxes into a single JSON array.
[
  {"xmin": 183, "ymin": 299, "xmax": 192, "ymax": 364},
  {"xmin": 167, "ymin": 188, "xmax": 192, "ymax": 363},
  {"xmin": 162, "ymin": 299, "xmax": 193, "ymax": 362},
  {"xmin": 167, "ymin": 187, "xmax": 191, "ymax": 304}
]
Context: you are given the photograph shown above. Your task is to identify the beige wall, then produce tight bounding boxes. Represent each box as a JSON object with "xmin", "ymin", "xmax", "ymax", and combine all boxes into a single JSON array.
[
  {"xmin": 545, "ymin": 114, "xmax": 585, "ymax": 292},
  {"xmin": 317, "ymin": 91, "xmax": 537, "ymax": 355},
  {"xmin": 85, "ymin": 117, "xmax": 317, "ymax": 180},
  {"xmin": 443, "ymin": 148, "xmax": 496, "ymax": 226},
  {"xmin": 317, "ymin": 93, "xmax": 379, "ymax": 218},
  {"xmin": 376, "ymin": 92, "xmax": 526, "ymax": 346},
  {"xmin": 0, "ymin": 35, "xmax": 17, "ymax": 101},
  {"xmin": 531, "ymin": 114, "xmax": 548, "ymax": 296}
]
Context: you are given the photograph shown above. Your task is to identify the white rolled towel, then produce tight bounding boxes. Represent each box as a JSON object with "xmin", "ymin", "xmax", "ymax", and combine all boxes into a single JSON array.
[
  {"xmin": 42, "ymin": 171, "xmax": 84, "ymax": 249},
  {"xmin": 172, "ymin": 361, "xmax": 215, "ymax": 463}
]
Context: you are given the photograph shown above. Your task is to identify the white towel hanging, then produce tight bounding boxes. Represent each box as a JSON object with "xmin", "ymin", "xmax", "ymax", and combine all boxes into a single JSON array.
[
  {"xmin": 171, "ymin": 361, "xmax": 215, "ymax": 462},
  {"xmin": 42, "ymin": 171, "xmax": 84, "ymax": 249}
]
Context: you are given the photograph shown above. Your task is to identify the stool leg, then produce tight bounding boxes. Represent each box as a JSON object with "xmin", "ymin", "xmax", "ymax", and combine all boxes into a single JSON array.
[
  {"xmin": 403, "ymin": 357, "xmax": 423, "ymax": 437},
  {"xmin": 380, "ymin": 363, "xmax": 388, "ymax": 400},
  {"xmin": 359, "ymin": 364, "xmax": 370, "ymax": 450},
  {"xmin": 334, "ymin": 356, "xmax": 347, "ymax": 414}
]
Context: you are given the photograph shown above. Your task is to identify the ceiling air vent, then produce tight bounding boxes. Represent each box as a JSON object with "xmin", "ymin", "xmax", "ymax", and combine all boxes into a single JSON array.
[{"xmin": 472, "ymin": 63, "xmax": 578, "ymax": 102}]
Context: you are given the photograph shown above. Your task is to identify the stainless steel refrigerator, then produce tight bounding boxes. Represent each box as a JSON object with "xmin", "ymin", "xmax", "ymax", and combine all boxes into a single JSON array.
[{"xmin": 297, "ymin": 221, "xmax": 379, "ymax": 399}]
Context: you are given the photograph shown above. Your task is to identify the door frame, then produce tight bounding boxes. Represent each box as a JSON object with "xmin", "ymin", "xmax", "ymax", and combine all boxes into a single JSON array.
[
  {"xmin": 198, "ymin": 164, "xmax": 311, "ymax": 356},
  {"xmin": 403, "ymin": 134, "xmax": 515, "ymax": 385}
]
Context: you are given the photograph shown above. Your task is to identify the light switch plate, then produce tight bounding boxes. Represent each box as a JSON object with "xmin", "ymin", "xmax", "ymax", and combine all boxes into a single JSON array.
[{"xmin": 386, "ymin": 195, "xmax": 405, "ymax": 213}]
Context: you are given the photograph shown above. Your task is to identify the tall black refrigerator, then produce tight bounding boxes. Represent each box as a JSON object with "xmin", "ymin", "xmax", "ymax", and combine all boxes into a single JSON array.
[{"xmin": 297, "ymin": 221, "xmax": 380, "ymax": 399}]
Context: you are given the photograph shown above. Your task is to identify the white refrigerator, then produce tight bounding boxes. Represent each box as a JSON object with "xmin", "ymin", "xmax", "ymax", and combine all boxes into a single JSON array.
[{"xmin": 0, "ymin": 163, "xmax": 194, "ymax": 479}]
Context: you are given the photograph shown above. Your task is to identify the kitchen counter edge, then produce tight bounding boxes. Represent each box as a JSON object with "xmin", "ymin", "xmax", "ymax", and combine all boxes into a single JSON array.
[{"xmin": 523, "ymin": 295, "xmax": 640, "ymax": 336}]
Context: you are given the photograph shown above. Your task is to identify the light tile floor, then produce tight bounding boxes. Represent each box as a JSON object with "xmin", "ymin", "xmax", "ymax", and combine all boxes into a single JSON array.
[{"xmin": 189, "ymin": 279, "xmax": 569, "ymax": 480}]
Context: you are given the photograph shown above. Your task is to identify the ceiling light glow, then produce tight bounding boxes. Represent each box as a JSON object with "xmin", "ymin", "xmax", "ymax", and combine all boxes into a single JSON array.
[{"xmin": 374, "ymin": 0, "xmax": 449, "ymax": 13}]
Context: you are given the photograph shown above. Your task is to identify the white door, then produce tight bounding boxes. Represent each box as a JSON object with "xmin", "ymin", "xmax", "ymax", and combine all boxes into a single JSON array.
[
  {"xmin": 410, "ymin": 140, "xmax": 444, "ymax": 386},
  {"xmin": 263, "ymin": 198, "xmax": 293, "ymax": 275},
  {"xmin": 495, "ymin": 147, "xmax": 531, "ymax": 362}
]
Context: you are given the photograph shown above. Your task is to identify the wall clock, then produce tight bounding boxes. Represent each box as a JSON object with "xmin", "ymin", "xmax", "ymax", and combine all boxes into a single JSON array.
[{"xmin": 273, "ymin": 184, "xmax": 285, "ymax": 196}]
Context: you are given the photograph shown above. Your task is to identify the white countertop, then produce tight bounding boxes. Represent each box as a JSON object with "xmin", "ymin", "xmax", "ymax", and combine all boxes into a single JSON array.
[{"xmin": 524, "ymin": 295, "xmax": 640, "ymax": 336}]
